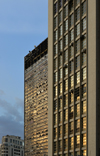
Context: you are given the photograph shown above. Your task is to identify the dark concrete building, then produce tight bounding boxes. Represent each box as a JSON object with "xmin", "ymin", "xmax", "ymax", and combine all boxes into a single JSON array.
[
  {"xmin": 24, "ymin": 38, "xmax": 48, "ymax": 156},
  {"xmin": 48, "ymin": 0, "xmax": 100, "ymax": 156}
]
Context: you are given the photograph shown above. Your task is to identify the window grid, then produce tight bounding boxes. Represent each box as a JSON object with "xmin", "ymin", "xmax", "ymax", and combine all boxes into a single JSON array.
[{"xmin": 53, "ymin": 0, "xmax": 87, "ymax": 154}]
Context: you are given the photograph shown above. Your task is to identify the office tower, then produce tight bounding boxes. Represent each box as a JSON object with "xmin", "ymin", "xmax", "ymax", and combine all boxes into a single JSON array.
[
  {"xmin": 48, "ymin": 0, "xmax": 100, "ymax": 156},
  {"xmin": 0, "ymin": 135, "xmax": 24, "ymax": 156},
  {"xmin": 24, "ymin": 38, "xmax": 48, "ymax": 156}
]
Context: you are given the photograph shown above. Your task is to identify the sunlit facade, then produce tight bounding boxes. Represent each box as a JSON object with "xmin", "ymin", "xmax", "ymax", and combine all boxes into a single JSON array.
[
  {"xmin": 48, "ymin": 0, "xmax": 100, "ymax": 156},
  {"xmin": 24, "ymin": 38, "xmax": 48, "ymax": 156}
]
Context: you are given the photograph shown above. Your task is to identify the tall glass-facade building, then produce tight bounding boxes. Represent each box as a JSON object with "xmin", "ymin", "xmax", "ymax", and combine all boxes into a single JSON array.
[
  {"xmin": 24, "ymin": 38, "xmax": 48, "ymax": 156},
  {"xmin": 48, "ymin": 0, "xmax": 100, "ymax": 156}
]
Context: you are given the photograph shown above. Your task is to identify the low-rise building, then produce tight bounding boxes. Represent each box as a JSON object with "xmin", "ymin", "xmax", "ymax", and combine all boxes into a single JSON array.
[{"xmin": 0, "ymin": 135, "xmax": 24, "ymax": 156}]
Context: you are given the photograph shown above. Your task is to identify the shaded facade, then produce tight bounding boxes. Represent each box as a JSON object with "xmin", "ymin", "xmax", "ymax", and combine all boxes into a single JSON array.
[
  {"xmin": 0, "ymin": 135, "xmax": 24, "ymax": 156},
  {"xmin": 48, "ymin": 0, "xmax": 100, "ymax": 156},
  {"xmin": 24, "ymin": 38, "xmax": 48, "ymax": 156}
]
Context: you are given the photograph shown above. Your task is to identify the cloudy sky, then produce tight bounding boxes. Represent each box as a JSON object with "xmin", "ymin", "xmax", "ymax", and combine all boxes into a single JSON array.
[{"xmin": 0, "ymin": 0, "xmax": 48, "ymax": 143}]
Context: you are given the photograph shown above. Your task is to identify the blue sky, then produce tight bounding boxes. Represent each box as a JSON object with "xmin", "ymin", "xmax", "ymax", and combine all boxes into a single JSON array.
[{"xmin": 0, "ymin": 0, "xmax": 48, "ymax": 143}]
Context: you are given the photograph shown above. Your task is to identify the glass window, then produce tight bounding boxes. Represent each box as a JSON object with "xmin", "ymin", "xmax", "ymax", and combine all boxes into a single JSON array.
[
  {"xmin": 64, "ymin": 94, "xmax": 68, "ymax": 107},
  {"xmin": 76, "ymin": 135, "xmax": 80, "ymax": 148},
  {"xmin": 59, "ymin": 68, "xmax": 62, "ymax": 81},
  {"xmin": 64, "ymin": 124, "xmax": 68, "ymax": 136},
  {"xmin": 82, "ymin": 84, "xmax": 86, "ymax": 97},
  {"xmin": 64, "ymin": 109, "xmax": 68, "ymax": 121},
  {"xmin": 76, "ymin": 23, "xmax": 80, "ymax": 37},
  {"xmin": 64, "ymin": 19, "xmax": 68, "ymax": 32},
  {"xmin": 59, "ymin": 125, "xmax": 62, "ymax": 138},
  {"xmin": 54, "ymin": 72, "xmax": 58, "ymax": 84},
  {"xmin": 75, "ymin": 71, "xmax": 80, "ymax": 85},
  {"xmin": 54, "ymin": 114, "xmax": 57, "ymax": 125},
  {"xmin": 69, "ymin": 106, "xmax": 74, "ymax": 119},
  {"xmin": 64, "ymin": 0, "xmax": 68, "ymax": 4},
  {"xmin": 70, "ymin": 137, "xmax": 74, "ymax": 149},
  {"xmin": 69, "ymin": 0, "xmax": 74, "ymax": 13},
  {"xmin": 69, "ymin": 121, "xmax": 74, "ymax": 134},
  {"xmin": 75, "ymin": 55, "xmax": 80, "ymax": 70},
  {"xmin": 64, "ymin": 66, "xmax": 68, "ymax": 77},
  {"xmin": 54, "ymin": 30, "xmax": 58, "ymax": 42},
  {"xmin": 54, "ymin": 44, "xmax": 58, "ymax": 56},
  {"xmin": 75, "ymin": 87, "xmax": 80, "ymax": 101},
  {"xmin": 59, "ymin": 111, "xmax": 62, "ymax": 124},
  {"xmin": 70, "ymin": 75, "xmax": 74, "ymax": 88},
  {"xmin": 75, "ymin": 0, "xmax": 80, "ymax": 7},
  {"xmin": 59, "ymin": 0, "xmax": 63, "ymax": 9},
  {"xmin": 59, "ymin": 55, "xmax": 62, "ymax": 66},
  {"xmin": 64, "ymin": 138, "xmax": 68, "ymax": 151},
  {"xmin": 64, "ymin": 79, "xmax": 68, "ymax": 91},
  {"xmin": 64, "ymin": 49, "xmax": 68, "ymax": 63},
  {"xmin": 75, "ymin": 151, "xmax": 80, "ymax": 156},
  {"xmin": 54, "ymin": 16, "xmax": 58, "ymax": 29},
  {"xmin": 75, "ymin": 39, "xmax": 80, "ymax": 54},
  {"xmin": 82, "ymin": 117, "xmax": 86, "ymax": 131},
  {"xmin": 59, "ymin": 140, "xmax": 62, "ymax": 151},
  {"xmin": 59, "ymin": 39, "xmax": 63, "ymax": 51},
  {"xmin": 82, "ymin": 1, "xmax": 86, "ymax": 16},
  {"xmin": 64, "ymin": 5, "xmax": 68, "ymax": 18},
  {"xmin": 82, "ymin": 100, "xmax": 86, "ymax": 114},
  {"xmin": 82, "ymin": 150, "xmax": 86, "ymax": 156},
  {"xmin": 54, "ymin": 58, "xmax": 57, "ymax": 70},
  {"xmin": 70, "ymin": 14, "xmax": 74, "ymax": 27},
  {"xmin": 70, "ymin": 61, "xmax": 74, "ymax": 73},
  {"xmin": 75, "ymin": 119, "xmax": 80, "ymax": 132},
  {"xmin": 54, "ymin": 142, "xmax": 57, "ymax": 153},
  {"xmin": 69, "ymin": 46, "xmax": 74, "ymax": 58},
  {"xmin": 69, "ymin": 92, "xmax": 74, "ymax": 103},
  {"xmin": 82, "ymin": 17, "xmax": 86, "ymax": 31},
  {"xmin": 82, "ymin": 34, "xmax": 86, "ymax": 49},
  {"xmin": 54, "ymin": 2, "xmax": 58, "ymax": 15},
  {"xmin": 82, "ymin": 133, "xmax": 86, "ymax": 147},
  {"xmin": 59, "ymin": 83, "xmax": 62, "ymax": 95},
  {"xmin": 59, "ymin": 11, "xmax": 63, "ymax": 24},
  {"xmin": 54, "ymin": 127, "xmax": 57, "ymax": 139},
  {"xmin": 59, "ymin": 25, "xmax": 63, "ymax": 37},
  {"xmin": 82, "ymin": 67, "xmax": 86, "ymax": 81},
  {"xmin": 82, "ymin": 52, "xmax": 86, "ymax": 65},
  {"xmin": 70, "ymin": 29, "xmax": 74, "ymax": 42},
  {"xmin": 75, "ymin": 7, "xmax": 80, "ymax": 22},
  {"xmin": 59, "ymin": 98, "xmax": 62, "ymax": 109},
  {"xmin": 64, "ymin": 34, "xmax": 68, "ymax": 47},
  {"xmin": 75, "ymin": 103, "xmax": 80, "ymax": 117},
  {"xmin": 54, "ymin": 100, "xmax": 57, "ymax": 112},
  {"xmin": 54, "ymin": 86, "xmax": 58, "ymax": 97}
]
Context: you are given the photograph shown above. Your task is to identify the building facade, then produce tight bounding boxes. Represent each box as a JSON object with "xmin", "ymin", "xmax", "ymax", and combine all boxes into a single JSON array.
[
  {"xmin": 48, "ymin": 0, "xmax": 100, "ymax": 156},
  {"xmin": 24, "ymin": 38, "xmax": 48, "ymax": 156},
  {"xmin": 0, "ymin": 135, "xmax": 24, "ymax": 156}
]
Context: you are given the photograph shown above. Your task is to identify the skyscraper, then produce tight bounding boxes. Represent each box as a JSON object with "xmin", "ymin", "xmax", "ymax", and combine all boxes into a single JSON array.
[
  {"xmin": 48, "ymin": 0, "xmax": 100, "ymax": 156},
  {"xmin": 24, "ymin": 38, "xmax": 48, "ymax": 156}
]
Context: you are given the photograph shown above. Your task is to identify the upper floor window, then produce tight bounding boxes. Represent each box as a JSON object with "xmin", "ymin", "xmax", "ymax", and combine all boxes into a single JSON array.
[
  {"xmin": 54, "ymin": 16, "xmax": 58, "ymax": 29},
  {"xmin": 54, "ymin": 58, "xmax": 57, "ymax": 70},
  {"xmin": 64, "ymin": 124, "xmax": 68, "ymax": 136},
  {"xmin": 54, "ymin": 127, "xmax": 57, "ymax": 139},
  {"xmin": 82, "ymin": 17, "xmax": 86, "ymax": 32},
  {"xmin": 54, "ymin": 142, "xmax": 57, "ymax": 153},
  {"xmin": 82, "ymin": 100, "xmax": 86, "ymax": 114},
  {"xmin": 59, "ymin": 39, "xmax": 63, "ymax": 51},
  {"xmin": 64, "ymin": 19, "xmax": 68, "ymax": 33},
  {"xmin": 75, "ymin": 71, "xmax": 80, "ymax": 85},
  {"xmin": 64, "ymin": 49, "xmax": 68, "ymax": 63},
  {"xmin": 76, "ymin": 23, "xmax": 80, "ymax": 37},
  {"xmin": 59, "ymin": 11, "xmax": 63, "ymax": 24},
  {"xmin": 70, "ymin": 14, "xmax": 74, "ymax": 27},
  {"xmin": 82, "ymin": 1, "xmax": 86, "ymax": 16},
  {"xmin": 69, "ymin": 0, "xmax": 74, "ymax": 13},
  {"xmin": 59, "ymin": 25, "xmax": 63, "ymax": 37},
  {"xmin": 70, "ymin": 29, "xmax": 74, "ymax": 42},
  {"xmin": 75, "ymin": 7, "xmax": 80, "ymax": 22},
  {"xmin": 69, "ymin": 137, "xmax": 74, "ymax": 150},
  {"xmin": 54, "ymin": 2, "xmax": 58, "ymax": 15},
  {"xmin": 64, "ymin": 94, "xmax": 68, "ymax": 107},
  {"xmin": 64, "ymin": 34, "xmax": 68, "ymax": 47},
  {"xmin": 75, "ymin": 39, "xmax": 80, "ymax": 54},
  {"xmin": 64, "ymin": 5, "xmax": 68, "ymax": 19},
  {"xmin": 59, "ymin": 68, "xmax": 63, "ymax": 80},
  {"xmin": 54, "ymin": 72, "xmax": 58, "ymax": 84},
  {"xmin": 59, "ymin": 55, "xmax": 63, "ymax": 67},
  {"xmin": 59, "ymin": 0, "xmax": 63, "ymax": 9},
  {"xmin": 69, "ymin": 46, "xmax": 74, "ymax": 59},
  {"xmin": 75, "ymin": 0, "xmax": 80, "ymax": 7},
  {"xmin": 54, "ymin": 30, "xmax": 58, "ymax": 42},
  {"xmin": 54, "ymin": 100, "xmax": 57, "ymax": 112},
  {"xmin": 54, "ymin": 86, "xmax": 58, "ymax": 97},
  {"xmin": 54, "ymin": 44, "xmax": 58, "ymax": 56},
  {"xmin": 75, "ymin": 55, "xmax": 80, "ymax": 70}
]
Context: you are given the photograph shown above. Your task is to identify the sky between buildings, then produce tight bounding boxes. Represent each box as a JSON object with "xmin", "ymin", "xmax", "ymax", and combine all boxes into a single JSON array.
[{"xmin": 0, "ymin": 0, "xmax": 48, "ymax": 143}]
